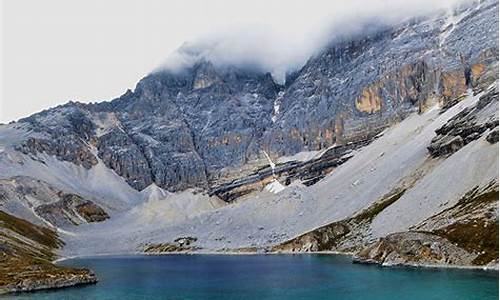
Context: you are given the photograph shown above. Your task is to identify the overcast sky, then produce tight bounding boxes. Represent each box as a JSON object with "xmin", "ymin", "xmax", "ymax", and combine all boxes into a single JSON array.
[{"xmin": 1, "ymin": 0, "xmax": 464, "ymax": 123}]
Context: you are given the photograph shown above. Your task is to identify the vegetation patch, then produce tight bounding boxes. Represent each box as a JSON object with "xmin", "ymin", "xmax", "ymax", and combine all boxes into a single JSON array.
[
  {"xmin": 0, "ymin": 210, "xmax": 62, "ymax": 250},
  {"xmin": 434, "ymin": 220, "xmax": 498, "ymax": 265},
  {"xmin": 274, "ymin": 189, "xmax": 407, "ymax": 253},
  {"xmin": 420, "ymin": 182, "xmax": 499, "ymax": 266},
  {"xmin": 0, "ymin": 210, "xmax": 96, "ymax": 294},
  {"xmin": 352, "ymin": 189, "xmax": 406, "ymax": 223}
]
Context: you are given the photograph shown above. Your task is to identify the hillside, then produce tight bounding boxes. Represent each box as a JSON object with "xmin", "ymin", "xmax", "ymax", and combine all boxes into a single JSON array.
[{"xmin": 0, "ymin": 0, "xmax": 498, "ymax": 293}]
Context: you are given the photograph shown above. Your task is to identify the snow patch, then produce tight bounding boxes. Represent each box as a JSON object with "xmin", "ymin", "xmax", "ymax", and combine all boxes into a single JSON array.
[
  {"xmin": 265, "ymin": 180, "xmax": 286, "ymax": 194},
  {"xmin": 271, "ymin": 91, "xmax": 284, "ymax": 123}
]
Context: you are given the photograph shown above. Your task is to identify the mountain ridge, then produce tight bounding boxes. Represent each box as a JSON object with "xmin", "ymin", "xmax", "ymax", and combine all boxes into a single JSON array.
[
  {"xmin": 8, "ymin": 0, "xmax": 498, "ymax": 193},
  {"xmin": 0, "ymin": 0, "xmax": 498, "ymax": 293}
]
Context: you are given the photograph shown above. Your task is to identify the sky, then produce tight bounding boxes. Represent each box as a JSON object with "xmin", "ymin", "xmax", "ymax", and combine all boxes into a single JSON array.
[{"xmin": 1, "ymin": 0, "xmax": 465, "ymax": 123}]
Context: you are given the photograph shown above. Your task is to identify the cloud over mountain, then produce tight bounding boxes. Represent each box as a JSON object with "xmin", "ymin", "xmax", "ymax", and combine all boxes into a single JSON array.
[{"xmin": 159, "ymin": 0, "xmax": 471, "ymax": 83}]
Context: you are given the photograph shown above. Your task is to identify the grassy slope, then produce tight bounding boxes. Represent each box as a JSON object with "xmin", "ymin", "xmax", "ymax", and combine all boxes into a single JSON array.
[{"xmin": 0, "ymin": 210, "xmax": 96, "ymax": 294}]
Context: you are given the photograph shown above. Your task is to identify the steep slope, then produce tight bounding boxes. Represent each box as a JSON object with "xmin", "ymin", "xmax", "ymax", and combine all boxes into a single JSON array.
[
  {"xmin": 0, "ymin": 210, "xmax": 96, "ymax": 294},
  {"xmin": 0, "ymin": 0, "xmax": 497, "ymax": 286},
  {"xmin": 274, "ymin": 85, "xmax": 499, "ymax": 268},
  {"xmin": 1, "ymin": 0, "xmax": 497, "ymax": 195},
  {"xmin": 59, "ymin": 83, "xmax": 498, "ymax": 267}
]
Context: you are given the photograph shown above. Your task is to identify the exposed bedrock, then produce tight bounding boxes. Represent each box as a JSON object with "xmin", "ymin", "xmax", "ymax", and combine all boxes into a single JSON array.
[
  {"xmin": 96, "ymin": 127, "xmax": 153, "ymax": 190},
  {"xmin": 14, "ymin": 106, "xmax": 98, "ymax": 169},
  {"xmin": 272, "ymin": 179, "xmax": 499, "ymax": 268},
  {"xmin": 143, "ymin": 237, "xmax": 200, "ymax": 254},
  {"xmin": 209, "ymin": 138, "xmax": 373, "ymax": 202},
  {"xmin": 486, "ymin": 128, "xmax": 499, "ymax": 144},
  {"xmin": 353, "ymin": 232, "xmax": 478, "ymax": 267},
  {"xmin": 7, "ymin": 0, "xmax": 499, "ymax": 194},
  {"xmin": 35, "ymin": 193, "xmax": 109, "ymax": 227},
  {"xmin": 0, "ymin": 176, "xmax": 110, "ymax": 228},
  {"xmin": 428, "ymin": 86, "xmax": 499, "ymax": 157}
]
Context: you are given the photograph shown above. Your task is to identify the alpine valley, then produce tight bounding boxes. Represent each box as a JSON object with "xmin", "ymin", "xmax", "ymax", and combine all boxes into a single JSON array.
[{"xmin": 0, "ymin": 0, "xmax": 499, "ymax": 294}]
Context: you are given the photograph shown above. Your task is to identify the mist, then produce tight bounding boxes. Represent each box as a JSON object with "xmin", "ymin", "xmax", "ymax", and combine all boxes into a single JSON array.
[
  {"xmin": 3, "ymin": 0, "xmax": 473, "ymax": 123},
  {"xmin": 159, "ymin": 0, "xmax": 471, "ymax": 83}
]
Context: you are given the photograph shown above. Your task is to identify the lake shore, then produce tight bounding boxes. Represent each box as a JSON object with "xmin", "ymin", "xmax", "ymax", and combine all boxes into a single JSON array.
[{"xmin": 54, "ymin": 249, "xmax": 499, "ymax": 272}]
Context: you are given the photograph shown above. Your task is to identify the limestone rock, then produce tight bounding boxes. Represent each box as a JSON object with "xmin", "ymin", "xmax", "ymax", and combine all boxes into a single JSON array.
[
  {"xmin": 7, "ymin": 0, "xmax": 499, "ymax": 194},
  {"xmin": 428, "ymin": 86, "xmax": 499, "ymax": 157},
  {"xmin": 35, "ymin": 193, "xmax": 109, "ymax": 227},
  {"xmin": 486, "ymin": 128, "xmax": 499, "ymax": 143},
  {"xmin": 143, "ymin": 236, "xmax": 200, "ymax": 253},
  {"xmin": 353, "ymin": 231, "xmax": 477, "ymax": 267}
]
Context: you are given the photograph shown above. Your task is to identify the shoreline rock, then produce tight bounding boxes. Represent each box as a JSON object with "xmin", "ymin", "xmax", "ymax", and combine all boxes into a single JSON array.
[{"xmin": 0, "ymin": 270, "xmax": 97, "ymax": 295}]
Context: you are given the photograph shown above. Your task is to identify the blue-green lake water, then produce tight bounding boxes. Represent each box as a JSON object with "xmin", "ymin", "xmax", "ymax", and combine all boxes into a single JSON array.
[{"xmin": 5, "ymin": 255, "xmax": 499, "ymax": 300}]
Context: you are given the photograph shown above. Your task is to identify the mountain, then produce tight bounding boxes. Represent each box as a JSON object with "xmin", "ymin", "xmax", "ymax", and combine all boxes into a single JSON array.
[{"xmin": 0, "ymin": 0, "xmax": 498, "ymax": 293}]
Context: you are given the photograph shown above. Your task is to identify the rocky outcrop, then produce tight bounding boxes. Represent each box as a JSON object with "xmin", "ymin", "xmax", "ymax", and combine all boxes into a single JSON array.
[
  {"xmin": 1, "ymin": 271, "xmax": 97, "ymax": 294},
  {"xmin": 143, "ymin": 236, "xmax": 200, "ymax": 253},
  {"xmin": 209, "ymin": 138, "xmax": 372, "ymax": 202},
  {"xmin": 355, "ymin": 61, "xmax": 435, "ymax": 114},
  {"xmin": 35, "ymin": 193, "xmax": 109, "ymax": 227},
  {"xmin": 470, "ymin": 48, "xmax": 499, "ymax": 90},
  {"xmin": 0, "ymin": 210, "xmax": 97, "ymax": 294},
  {"xmin": 428, "ymin": 86, "xmax": 499, "ymax": 157},
  {"xmin": 486, "ymin": 128, "xmax": 499, "ymax": 143},
  {"xmin": 355, "ymin": 182, "xmax": 499, "ymax": 268},
  {"xmin": 15, "ymin": 105, "xmax": 98, "ymax": 169},
  {"xmin": 353, "ymin": 231, "xmax": 477, "ymax": 267},
  {"xmin": 0, "ymin": 176, "xmax": 110, "ymax": 227},
  {"xmin": 440, "ymin": 69, "xmax": 468, "ymax": 103},
  {"xmin": 97, "ymin": 127, "xmax": 153, "ymax": 190},
  {"xmin": 6, "ymin": 1, "xmax": 499, "ymax": 195},
  {"xmin": 355, "ymin": 85, "xmax": 383, "ymax": 113}
]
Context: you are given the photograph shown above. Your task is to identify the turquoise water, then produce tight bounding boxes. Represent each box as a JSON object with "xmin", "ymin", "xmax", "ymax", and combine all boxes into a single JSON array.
[{"xmin": 6, "ymin": 255, "xmax": 498, "ymax": 300}]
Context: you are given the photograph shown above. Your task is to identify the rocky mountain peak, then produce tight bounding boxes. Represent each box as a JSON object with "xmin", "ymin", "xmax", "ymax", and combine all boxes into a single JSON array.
[
  {"xmin": 192, "ymin": 60, "xmax": 222, "ymax": 90},
  {"xmin": 2, "ymin": 0, "xmax": 498, "ymax": 193}
]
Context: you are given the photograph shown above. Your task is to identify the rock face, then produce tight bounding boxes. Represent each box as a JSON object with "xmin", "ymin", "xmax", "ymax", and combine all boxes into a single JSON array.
[
  {"xmin": 6, "ymin": 0, "xmax": 497, "ymax": 193},
  {"xmin": 143, "ymin": 236, "xmax": 200, "ymax": 253},
  {"xmin": 428, "ymin": 86, "xmax": 499, "ymax": 157},
  {"xmin": 35, "ymin": 193, "xmax": 109, "ymax": 227},
  {"xmin": 486, "ymin": 128, "xmax": 499, "ymax": 143},
  {"xmin": 15, "ymin": 106, "xmax": 99, "ymax": 169},
  {"xmin": 0, "ymin": 210, "xmax": 97, "ymax": 294},
  {"xmin": 209, "ymin": 138, "xmax": 372, "ymax": 202},
  {"xmin": 274, "ymin": 178, "xmax": 499, "ymax": 268},
  {"xmin": 0, "ymin": 176, "xmax": 109, "ymax": 227},
  {"xmin": 353, "ymin": 231, "xmax": 477, "ymax": 267}
]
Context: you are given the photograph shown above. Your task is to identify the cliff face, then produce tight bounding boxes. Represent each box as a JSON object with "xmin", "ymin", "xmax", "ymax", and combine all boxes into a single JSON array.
[
  {"xmin": 7, "ymin": 0, "xmax": 500, "ymax": 195},
  {"xmin": 272, "ymin": 85, "xmax": 498, "ymax": 268},
  {"xmin": 0, "ymin": 1, "xmax": 496, "ymax": 275}
]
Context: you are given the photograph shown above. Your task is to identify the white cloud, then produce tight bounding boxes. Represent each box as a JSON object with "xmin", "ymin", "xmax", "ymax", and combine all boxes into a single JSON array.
[
  {"xmin": 158, "ymin": 0, "xmax": 470, "ymax": 83},
  {"xmin": 2, "ymin": 0, "xmax": 470, "ymax": 123}
]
